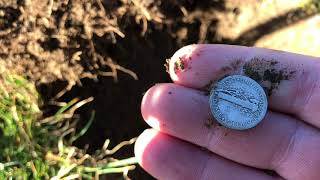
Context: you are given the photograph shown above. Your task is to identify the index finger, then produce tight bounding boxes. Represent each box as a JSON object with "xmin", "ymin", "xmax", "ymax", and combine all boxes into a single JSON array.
[{"xmin": 168, "ymin": 44, "xmax": 320, "ymax": 128}]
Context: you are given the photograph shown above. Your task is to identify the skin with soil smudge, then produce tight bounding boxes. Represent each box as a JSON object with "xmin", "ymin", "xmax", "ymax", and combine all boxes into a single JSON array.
[
  {"xmin": 243, "ymin": 57, "xmax": 296, "ymax": 96},
  {"xmin": 174, "ymin": 57, "xmax": 188, "ymax": 74},
  {"xmin": 202, "ymin": 59, "xmax": 244, "ymax": 96},
  {"xmin": 205, "ymin": 115, "xmax": 215, "ymax": 128},
  {"xmin": 202, "ymin": 58, "xmax": 296, "ymax": 97}
]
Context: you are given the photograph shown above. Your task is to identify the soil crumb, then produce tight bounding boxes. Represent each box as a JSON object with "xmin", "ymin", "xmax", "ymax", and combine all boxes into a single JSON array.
[
  {"xmin": 174, "ymin": 57, "xmax": 188, "ymax": 74},
  {"xmin": 165, "ymin": 59, "xmax": 170, "ymax": 73},
  {"xmin": 205, "ymin": 116, "xmax": 215, "ymax": 128},
  {"xmin": 243, "ymin": 57, "xmax": 296, "ymax": 96}
]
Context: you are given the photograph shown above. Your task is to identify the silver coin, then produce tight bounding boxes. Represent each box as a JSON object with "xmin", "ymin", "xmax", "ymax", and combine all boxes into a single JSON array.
[{"xmin": 209, "ymin": 75, "xmax": 268, "ymax": 130}]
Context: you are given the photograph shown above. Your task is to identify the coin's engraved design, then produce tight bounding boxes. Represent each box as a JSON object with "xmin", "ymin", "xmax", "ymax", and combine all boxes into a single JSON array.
[{"xmin": 209, "ymin": 75, "xmax": 268, "ymax": 130}]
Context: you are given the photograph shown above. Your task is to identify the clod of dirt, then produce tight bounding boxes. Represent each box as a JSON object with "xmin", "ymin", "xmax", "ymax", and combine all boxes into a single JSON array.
[
  {"xmin": 243, "ymin": 57, "xmax": 296, "ymax": 96},
  {"xmin": 0, "ymin": 7, "xmax": 21, "ymax": 31},
  {"xmin": 164, "ymin": 59, "xmax": 170, "ymax": 73},
  {"xmin": 174, "ymin": 56, "xmax": 188, "ymax": 74},
  {"xmin": 205, "ymin": 116, "xmax": 215, "ymax": 129}
]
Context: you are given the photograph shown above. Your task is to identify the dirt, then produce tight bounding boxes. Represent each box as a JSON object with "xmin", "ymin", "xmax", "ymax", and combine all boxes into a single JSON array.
[
  {"xmin": 0, "ymin": 0, "xmax": 318, "ymax": 179},
  {"xmin": 202, "ymin": 57, "xmax": 297, "ymax": 97},
  {"xmin": 38, "ymin": 24, "xmax": 174, "ymax": 179},
  {"xmin": 173, "ymin": 57, "xmax": 188, "ymax": 74},
  {"xmin": 243, "ymin": 58, "xmax": 296, "ymax": 96},
  {"xmin": 204, "ymin": 115, "xmax": 215, "ymax": 129}
]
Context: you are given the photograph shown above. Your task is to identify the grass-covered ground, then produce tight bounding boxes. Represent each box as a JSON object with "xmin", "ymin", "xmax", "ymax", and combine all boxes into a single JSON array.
[{"xmin": 0, "ymin": 65, "xmax": 137, "ymax": 179}]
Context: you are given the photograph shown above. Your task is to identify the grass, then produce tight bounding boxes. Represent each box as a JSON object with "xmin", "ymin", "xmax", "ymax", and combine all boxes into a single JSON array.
[{"xmin": 0, "ymin": 66, "xmax": 137, "ymax": 179}]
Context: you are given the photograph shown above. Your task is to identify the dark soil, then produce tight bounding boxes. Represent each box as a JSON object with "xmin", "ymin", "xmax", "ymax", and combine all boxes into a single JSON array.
[
  {"xmin": 36, "ymin": 1, "xmax": 229, "ymax": 179},
  {"xmin": 243, "ymin": 57, "xmax": 296, "ymax": 96},
  {"xmin": 1, "ymin": 0, "xmax": 318, "ymax": 179}
]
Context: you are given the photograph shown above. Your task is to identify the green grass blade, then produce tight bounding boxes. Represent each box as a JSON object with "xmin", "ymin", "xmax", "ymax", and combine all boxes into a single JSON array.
[
  {"xmin": 54, "ymin": 98, "xmax": 79, "ymax": 116},
  {"xmin": 105, "ymin": 157, "xmax": 138, "ymax": 168},
  {"xmin": 69, "ymin": 111, "xmax": 95, "ymax": 144},
  {"xmin": 97, "ymin": 166, "xmax": 136, "ymax": 175}
]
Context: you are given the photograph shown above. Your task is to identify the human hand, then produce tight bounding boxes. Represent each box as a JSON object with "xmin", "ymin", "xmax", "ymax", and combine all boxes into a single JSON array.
[{"xmin": 134, "ymin": 44, "xmax": 320, "ymax": 180}]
